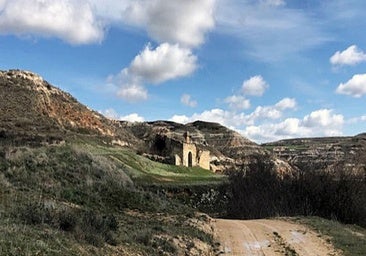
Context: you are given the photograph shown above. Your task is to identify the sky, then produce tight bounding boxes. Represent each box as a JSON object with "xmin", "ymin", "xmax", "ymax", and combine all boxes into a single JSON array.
[{"xmin": 0, "ymin": 0, "xmax": 366, "ymax": 143}]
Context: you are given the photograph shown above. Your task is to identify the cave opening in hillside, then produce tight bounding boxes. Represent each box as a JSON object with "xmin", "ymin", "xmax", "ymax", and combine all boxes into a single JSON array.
[{"xmin": 154, "ymin": 135, "xmax": 166, "ymax": 154}]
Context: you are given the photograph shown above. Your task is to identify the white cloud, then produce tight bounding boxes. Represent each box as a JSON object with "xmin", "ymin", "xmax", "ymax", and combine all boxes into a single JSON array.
[
  {"xmin": 245, "ymin": 98, "xmax": 296, "ymax": 124},
  {"xmin": 170, "ymin": 108, "xmax": 248, "ymax": 129},
  {"xmin": 144, "ymin": 0, "xmax": 215, "ymax": 48},
  {"xmin": 0, "ymin": 0, "xmax": 104, "ymax": 44},
  {"xmin": 242, "ymin": 109, "xmax": 344, "ymax": 143},
  {"xmin": 348, "ymin": 115, "xmax": 366, "ymax": 124},
  {"xmin": 89, "ymin": 0, "xmax": 215, "ymax": 48},
  {"xmin": 303, "ymin": 109, "xmax": 344, "ymax": 128},
  {"xmin": 0, "ymin": 0, "xmax": 215, "ymax": 47},
  {"xmin": 260, "ymin": 0, "xmax": 285, "ymax": 7},
  {"xmin": 128, "ymin": 43, "xmax": 197, "ymax": 84},
  {"xmin": 111, "ymin": 43, "xmax": 197, "ymax": 102},
  {"xmin": 242, "ymin": 75, "xmax": 269, "ymax": 96},
  {"xmin": 117, "ymin": 83, "xmax": 148, "ymax": 102},
  {"xmin": 170, "ymin": 114, "xmax": 190, "ymax": 124},
  {"xmin": 100, "ymin": 108, "xmax": 145, "ymax": 122},
  {"xmin": 0, "ymin": 0, "xmax": 6, "ymax": 9},
  {"xmin": 224, "ymin": 95, "xmax": 251, "ymax": 110},
  {"xmin": 171, "ymin": 97, "xmax": 296, "ymax": 128},
  {"xmin": 109, "ymin": 0, "xmax": 215, "ymax": 48},
  {"xmin": 120, "ymin": 113, "xmax": 145, "ymax": 122},
  {"xmin": 336, "ymin": 73, "xmax": 366, "ymax": 98},
  {"xmin": 170, "ymin": 104, "xmax": 343, "ymax": 143},
  {"xmin": 275, "ymin": 97, "xmax": 297, "ymax": 110},
  {"xmin": 330, "ymin": 45, "xmax": 366, "ymax": 66},
  {"xmin": 247, "ymin": 106, "xmax": 282, "ymax": 124},
  {"xmin": 181, "ymin": 94, "xmax": 197, "ymax": 107}
]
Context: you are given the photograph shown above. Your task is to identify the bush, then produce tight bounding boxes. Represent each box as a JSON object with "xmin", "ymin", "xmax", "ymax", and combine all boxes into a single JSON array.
[
  {"xmin": 14, "ymin": 200, "xmax": 120, "ymax": 247},
  {"xmin": 227, "ymin": 156, "xmax": 366, "ymax": 227}
]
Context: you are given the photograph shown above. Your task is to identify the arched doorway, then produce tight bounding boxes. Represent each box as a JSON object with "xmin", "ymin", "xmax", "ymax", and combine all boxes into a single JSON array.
[{"xmin": 188, "ymin": 152, "xmax": 193, "ymax": 167}]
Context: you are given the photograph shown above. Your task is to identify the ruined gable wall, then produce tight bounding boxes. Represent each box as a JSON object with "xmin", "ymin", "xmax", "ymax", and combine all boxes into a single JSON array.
[{"xmin": 183, "ymin": 142, "xmax": 197, "ymax": 167}]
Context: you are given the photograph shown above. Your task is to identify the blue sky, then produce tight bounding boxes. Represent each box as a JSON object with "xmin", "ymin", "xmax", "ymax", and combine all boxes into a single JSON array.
[{"xmin": 1, "ymin": 0, "xmax": 366, "ymax": 143}]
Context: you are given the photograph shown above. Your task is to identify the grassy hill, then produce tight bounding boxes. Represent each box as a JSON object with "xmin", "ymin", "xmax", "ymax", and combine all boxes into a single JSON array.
[{"xmin": 0, "ymin": 140, "xmax": 224, "ymax": 255}]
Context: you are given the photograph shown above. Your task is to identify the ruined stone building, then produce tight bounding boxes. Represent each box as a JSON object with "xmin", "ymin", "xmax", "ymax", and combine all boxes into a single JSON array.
[{"xmin": 174, "ymin": 132, "xmax": 210, "ymax": 170}]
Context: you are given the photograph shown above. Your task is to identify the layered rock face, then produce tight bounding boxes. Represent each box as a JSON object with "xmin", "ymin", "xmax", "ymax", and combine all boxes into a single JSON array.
[
  {"xmin": 263, "ymin": 134, "xmax": 366, "ymax": 175},
  {"xmin": 0, "ymin": 70, "xmax": 139, "ymax": 146}
]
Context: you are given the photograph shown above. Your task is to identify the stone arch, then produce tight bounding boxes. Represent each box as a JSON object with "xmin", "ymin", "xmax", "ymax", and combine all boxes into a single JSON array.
[{"xmin": 188, "ymin": 151, "xmax": 193, "ymax": 167}]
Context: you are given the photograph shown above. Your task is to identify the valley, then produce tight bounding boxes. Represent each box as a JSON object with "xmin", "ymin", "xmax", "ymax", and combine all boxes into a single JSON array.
[{"xmin": 1, "ymin": 69, "xmax": 366, "ymax": 255}]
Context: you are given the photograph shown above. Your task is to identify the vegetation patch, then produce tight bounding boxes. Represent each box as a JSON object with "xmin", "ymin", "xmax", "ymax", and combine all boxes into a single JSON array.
[
  {"xmin": 0, "ymin": 142, "xmax": 216, "ymax": 255},
  {"xmin": 226, "ymin": 155, "xmax": 366, "ymax": 228},
  {"xmin": 295, "ymin": 216, "xmax": 366, "ymax": 256}
]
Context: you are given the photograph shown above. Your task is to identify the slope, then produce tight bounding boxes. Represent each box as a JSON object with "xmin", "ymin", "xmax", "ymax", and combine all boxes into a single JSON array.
[{"xmin": 0, "ymin": 69, "xmax": 139, "ymax": 147}]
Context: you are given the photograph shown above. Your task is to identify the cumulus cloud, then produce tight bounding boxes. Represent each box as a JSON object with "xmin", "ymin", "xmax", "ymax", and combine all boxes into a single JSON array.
[
  {"xmin": 242, "ymin": 75, "xmax": 269, "ymax": 96},
  {"xmin": 111, "ymin": 43, "xmax": 197, "ymax": 102},
  {"xmin": 170, "ymin": 99, "xmax": 343, "ymax": 143},
  {"xmin": 128, "ymin": 43, "xmax": 197, "ymax": 84},
  {"xmin": 0, "ymin": 0, "xmax": 104, "ymax": 44},
  {"xmin": 0, "ymin": 0, "xmax": 216, "ymax": 47},
  {"xmin": 246, "ymin": 98, "xmax": 297, "ymax": 124},
  {"xmin": 336, "ymin": 73, "xmax": 366, "ymax": 98},
  {"xmin": 303, "ymin": 109, "xmax": 344, "ymax": 128},
  {"xmin": 242, "ymin": 109, "xmax": 344, "ymax": 143},
  {"xmin": 181, "ymin": 94, "xmax": 197, "ymax": 107},
  {"xmin": 112, "ymin": 0, "xmax": 215, "ymax": 48},
  {"xmin": 170, "ymin": 108, "xmax": 247, "ymax": 129},
  {"xmin": 224, "ymin": 95, "xmax": 251, "ymax": 110},
  {"xmin": 330, "ymin": 45, "xmax": 366, "ymax": 66},
  {"xmin": 172, "ymin": 97, "xmax": 296, "ymax": 128}
]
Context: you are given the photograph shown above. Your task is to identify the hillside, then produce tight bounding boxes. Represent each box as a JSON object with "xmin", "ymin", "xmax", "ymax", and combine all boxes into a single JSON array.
[
  {"xmin": 0, "ymin": 69, "xmax": 284, "ymax": 174},
  {"xmin": 0, "ymin": 70, "xmax": 139, "ymax": 147},
  {"xmin": 0, "ymin": 70, "xmax": 222, "ymax": 255},
  {"xmin": 120, "ymin": 120, "xmax": 288, "ymax": 173},
  {"xmin": 263, "ymin": 133, "xmax": 366, "ymax": 175}
]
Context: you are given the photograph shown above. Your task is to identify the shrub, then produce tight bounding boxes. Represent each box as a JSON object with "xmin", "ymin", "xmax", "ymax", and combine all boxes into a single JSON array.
[
  {"xmin": 227, "ymin": 156, "xmax": 366, "ymax": 227},
  {"xmin": 14, "ymin": 200, "xmax": 120, "ymax": 247}
]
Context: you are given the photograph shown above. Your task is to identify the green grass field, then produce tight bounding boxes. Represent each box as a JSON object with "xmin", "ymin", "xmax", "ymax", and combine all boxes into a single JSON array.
[{"xmin": 79, "ymin": 141, "xmax": 226, "ymax": 186}]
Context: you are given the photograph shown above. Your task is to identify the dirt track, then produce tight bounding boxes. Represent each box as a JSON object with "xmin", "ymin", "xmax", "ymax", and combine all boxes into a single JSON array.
[{"xmin": 214, "ymin": 219, "xmax": 340, "ymax": 256}]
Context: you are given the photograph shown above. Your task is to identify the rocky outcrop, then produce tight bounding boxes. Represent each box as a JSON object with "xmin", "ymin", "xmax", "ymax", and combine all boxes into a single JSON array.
[
  {"xmin": 0, "ymin": 69, "xmax": 140, "ymax": 147},
  {"xmin": 263, "ymin": 134, "xmax": 366, "ymax": 175}
]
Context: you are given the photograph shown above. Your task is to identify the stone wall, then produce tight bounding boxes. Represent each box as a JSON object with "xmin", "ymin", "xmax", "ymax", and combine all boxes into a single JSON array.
[
  {"xmin": 183, "ymin": 142, "xmax": 197, "ymax": 167},
  {"xmin": 198, "ymin": 150, "xmax": 210, "ymax": 170}
]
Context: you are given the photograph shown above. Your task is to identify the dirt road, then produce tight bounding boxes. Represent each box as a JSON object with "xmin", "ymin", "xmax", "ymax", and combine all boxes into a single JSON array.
[{"xmin": 214, "ymin": 218, "xmax": 340, "ymax": 256}]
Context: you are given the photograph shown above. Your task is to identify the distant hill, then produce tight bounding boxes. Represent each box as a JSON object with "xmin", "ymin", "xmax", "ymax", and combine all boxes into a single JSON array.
[
  {"xmin": 120, "ymin": 120, "xmax": 277, "ymax": 172},
  {"xmin": 263, "ymin": 133, "xmax": 366, "ymax": 175}
]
